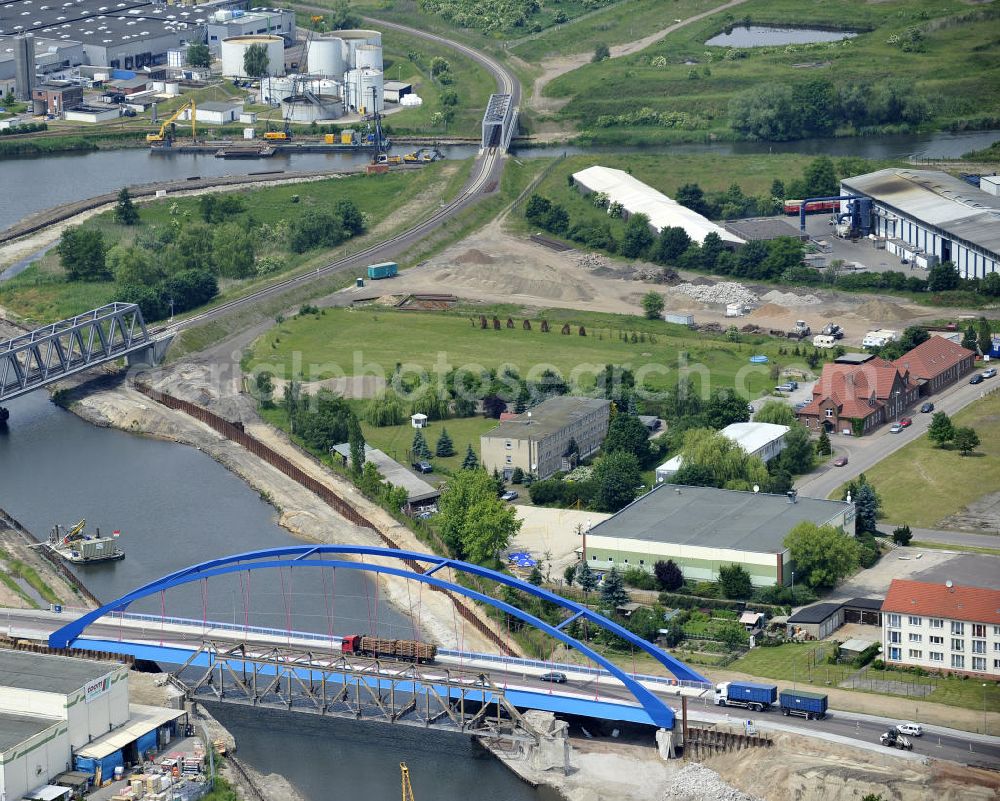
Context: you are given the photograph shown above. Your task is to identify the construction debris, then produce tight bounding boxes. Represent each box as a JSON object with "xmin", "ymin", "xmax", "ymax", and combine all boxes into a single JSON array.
[
  {"xmin": 761, "ymin": 289, "xmax": 823, "ymax": 306},
  {"xmin": 671, "ymin": 282, "xmax": 759, "ymax": 306},
  {"xmin": 662, "ymin": 764, "xmax": 764, "ymax": 801}
]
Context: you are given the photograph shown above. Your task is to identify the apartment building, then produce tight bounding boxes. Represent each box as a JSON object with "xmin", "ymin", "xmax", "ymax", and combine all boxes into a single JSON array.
[
  {"xmin": 480, "ymin": 396, "xmax": 611, "ymax": 480},
  {"xmin": 881, "ymin": 579, "xmax": 1000, "ymax": 679}
]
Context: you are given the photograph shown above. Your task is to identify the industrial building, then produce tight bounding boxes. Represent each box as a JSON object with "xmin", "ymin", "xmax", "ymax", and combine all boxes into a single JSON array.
[
  {"xmin": 572, "ymin": 166, "xmax": 744, "ymax": 245},
  {"xmin": 842, "ymin": 169, "xmax": 1000, "ymax": 278},
  {"xmin": 383, "ymin": 79, "xmax": 411, "ymax": 103},
  {"xmin": 0, "ymin": 35, "xmax": 85, "ymax": 97},
  {"xmin": 882, "ymin": 579, "xmax": 1000, "ymax": 679},
  {"xmin": 0, "ymin": 651, "xmax": 186, "ymax": 800},
  {"xmin": 723, "ymin": 217, "xmax": 809, "ymax": 243},
  {"xmin": 182, "ymin": 99, "xmax": 242, "ymax": 124},
  {"xmin": 584, "ymin": 484, "xmax": 855, "ymax": 587},
  {"xmin": 480, "ymin": 396, "xmax": 611, "ymax": 480},
  {"xmin": 655, "ymin": 421, "xmax": 790, "ymax": 482},
  {"xmin": 31, "ymin": 81, "xmax": 83, "ymax": 114},
  {"xmin": 206, "ymin": 7, "xmax": 294, "ymax": 49}
]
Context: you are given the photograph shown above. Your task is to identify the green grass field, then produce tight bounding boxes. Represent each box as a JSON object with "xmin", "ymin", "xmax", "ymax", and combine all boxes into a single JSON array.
[
  {"xmin": 359, "ymin": 414, "xmax": 497, "ymax": 475},
  {"xmin": 545, "ymin": 0, "xmax": 1000, "ymax": 143},
  {"xmin": 832, "ymin": 392, "xmax": 1000, "ymax": 528},
  {"xmin": 729, "ymin": 642, "xmax": 1000, "ymax": 713},
  {"xmin": 247, "ymin": 306, "xmax": 787, "ymax": 398},
  {"xmin": 0, "ymin": 164, "xmax": 454, "ymax": 325}
]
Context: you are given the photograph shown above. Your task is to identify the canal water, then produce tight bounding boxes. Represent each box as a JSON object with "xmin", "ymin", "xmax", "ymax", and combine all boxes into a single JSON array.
[
  {"xmin": 0, "ymin": 392, "xmax": 554, "ymax": 799},
  {"xmin": 1, "ymin": 129, "xmax": 997, "ymax": 232}
]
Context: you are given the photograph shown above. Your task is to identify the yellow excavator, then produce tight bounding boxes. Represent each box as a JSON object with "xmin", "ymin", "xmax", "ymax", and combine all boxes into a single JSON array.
[
  {"xmin": 147, "ymin": 100, "xmax": 196, "ymax": 144},
  {"xmin": 400, "ymin": 763, "xmax": 415, "ymax": 801},
  {"xmin": 60, "ymin": 519, "xmax": 87, "ymax": 545}
]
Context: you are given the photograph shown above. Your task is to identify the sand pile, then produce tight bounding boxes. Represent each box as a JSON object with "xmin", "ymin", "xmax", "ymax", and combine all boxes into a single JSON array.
[
  {"xmin": 854, "ymin": 299, "xmax": 911, "ymax": 322},
  {"xmin": 749, "ymin": 302, "xmax": 791, "ymax": 319},
  {"xmin": 455, "ymin": 248, "xmax": 495, "ymax": 265}
]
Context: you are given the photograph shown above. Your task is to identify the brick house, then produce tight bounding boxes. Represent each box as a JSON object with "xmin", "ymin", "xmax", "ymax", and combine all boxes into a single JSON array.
[
  {"xmin": 893, "ymin": 335, "xmax": 976, "ymax": 396},
  {"xmin": 31, "ymin": 83, "xmax": 83, "ymax": 115},
  {"xmin": 797, "ymin": 357, "xmax": 918, "ymax": 435}
]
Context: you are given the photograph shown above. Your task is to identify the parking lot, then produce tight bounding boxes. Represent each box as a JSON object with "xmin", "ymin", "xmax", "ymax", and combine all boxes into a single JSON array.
[{"xmin": 803, "ymin": 215, "xmax": 931, "ymax": 275}]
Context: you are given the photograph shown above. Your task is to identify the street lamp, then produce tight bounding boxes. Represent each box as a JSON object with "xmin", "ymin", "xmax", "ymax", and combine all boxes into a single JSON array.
[{"xmin": 984, "ymin": 683, "xmax": 989, "ymax": 735}]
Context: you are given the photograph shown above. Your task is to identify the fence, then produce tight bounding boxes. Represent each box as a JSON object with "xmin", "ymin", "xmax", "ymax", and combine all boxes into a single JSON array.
[
  {"xmin": 131, "ymin": 381, "xmax": 513, "ymax": 655},
  {"xmin": 0, "ymin": 506, "xmax": 103, "ymax": 607}
]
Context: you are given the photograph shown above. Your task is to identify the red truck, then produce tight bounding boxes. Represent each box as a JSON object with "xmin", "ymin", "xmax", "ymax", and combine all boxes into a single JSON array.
[{"xmin": 341, "ymin": 634, "xmax": 437, "ymax": 664}]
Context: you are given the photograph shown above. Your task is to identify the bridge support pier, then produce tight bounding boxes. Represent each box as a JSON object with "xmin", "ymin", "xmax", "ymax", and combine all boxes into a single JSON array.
[
  {"xmin": 522, "ymin": 711, "xmax": 570, "ymax": 774},
  {"xmin": 0, "ymin": 406, "xmax": 8, "ymax": 424},
  {"xmin": 655, "ymin": 728, "xmax": 678, "ymax": 760},
  {"xmin": 126, "ymin": 333, "xmax": 174, "ymax": 368}
]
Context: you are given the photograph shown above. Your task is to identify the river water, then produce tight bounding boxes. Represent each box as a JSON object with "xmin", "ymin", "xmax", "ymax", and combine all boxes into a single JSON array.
[
  {"xmin": 0, "ymin": 391, "xmax": 553, "ymax": 799},
  {"xmin": 1, "ymin": 129, "xmax": 997, "ymax": 232}
]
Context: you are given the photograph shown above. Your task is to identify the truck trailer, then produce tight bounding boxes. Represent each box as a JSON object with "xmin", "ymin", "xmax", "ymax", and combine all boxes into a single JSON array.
[
  {"xmin": 341, "ymin": 634, "xmax": 437, "ymax": 663},
  {"xmin": 779, "ymin": 689, "xmax": 828, "ymax": 720},
  {"xmin": 367, "ymin": 262, "xmax": 398, "ymax": 280},
  {"xmin": 714, "ymin": 681, "xmax": 778, "ymax": 712}
]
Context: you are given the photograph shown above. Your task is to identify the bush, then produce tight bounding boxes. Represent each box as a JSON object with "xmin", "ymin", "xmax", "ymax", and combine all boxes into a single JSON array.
[
  {"xmin": 622, "ymin": 567, "xmax": 657, "ymax": 590},
  {"xmin": 692, "ymin": 581, "xmax": 718, "ymax": 598}
]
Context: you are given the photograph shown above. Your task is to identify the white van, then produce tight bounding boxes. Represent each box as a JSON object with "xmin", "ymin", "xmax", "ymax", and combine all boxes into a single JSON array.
[{"xmin": 812, "ymin": 334, "xmax": 836, "ymax": 349}]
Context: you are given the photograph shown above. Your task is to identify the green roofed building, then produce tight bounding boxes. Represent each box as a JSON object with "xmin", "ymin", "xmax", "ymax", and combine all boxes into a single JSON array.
[{"xmin": 584, "ymin": 484, "xmax": 855, "ymax": 587}]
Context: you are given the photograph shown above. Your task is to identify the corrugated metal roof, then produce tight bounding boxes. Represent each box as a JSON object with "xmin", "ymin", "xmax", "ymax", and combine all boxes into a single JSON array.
[
  {"xmin": 843, "ymin": 169, "xmax": 1000, "ymax": 254},
  {"xmin": 75, "ymin": 704, "xmax": 185, "ymax": 760},
  {"xmin": 573, "ymin": 166, "xmax": 744, "ymax": 245}
]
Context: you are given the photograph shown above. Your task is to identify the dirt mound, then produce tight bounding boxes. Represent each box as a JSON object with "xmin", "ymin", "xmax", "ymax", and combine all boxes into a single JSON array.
[
  {"xmin": 854, "ymin": 299, "xmax": 911, "ymax": 322},
  {"xmin": 455, "ymin": 248, "xmax": 495, "ymax": 265},
  {"xmin": 749, "ymin": 302, "xmax": 790, "ymax": 318}
]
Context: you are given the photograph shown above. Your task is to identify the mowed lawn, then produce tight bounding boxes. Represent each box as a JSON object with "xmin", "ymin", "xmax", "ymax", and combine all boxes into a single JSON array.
[
  {"xmin": 833, "ymin": 392, "xmax": 1000, "ymax": 528},
  {"xmin": 729, "ymin": 642, "xmax": 1000, "ymax": 713},
  {"xmin": 357, "ymin": 413, "xmax": 498, "ymax": 476},
  {"xmin": 247, "ymin": 307, "xmax": 785, "ymax": 397}
]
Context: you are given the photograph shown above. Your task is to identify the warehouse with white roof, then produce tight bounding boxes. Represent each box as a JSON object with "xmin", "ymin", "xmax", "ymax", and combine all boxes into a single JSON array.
[
  {"xmin": 655, "ymin": 421, "xmax": 790, "ymax": 482},
  {"xmin": 841, "ymin": 169, "xmax": 999, "ymax": 278},
  {"xmin": 572, "ymin": 165, "xmax": 744, "ymax": 245}
]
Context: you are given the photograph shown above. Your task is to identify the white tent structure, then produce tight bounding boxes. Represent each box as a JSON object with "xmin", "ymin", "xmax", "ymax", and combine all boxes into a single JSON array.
[{"xmin": 572, "ymin": 165, "xmax": 744, "ymax": 245}]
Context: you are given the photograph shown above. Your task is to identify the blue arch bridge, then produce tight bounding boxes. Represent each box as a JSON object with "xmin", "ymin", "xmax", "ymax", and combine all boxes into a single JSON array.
[{"xmin": 46, "ymin": 546, "xmax": 710, "ymax": 744}]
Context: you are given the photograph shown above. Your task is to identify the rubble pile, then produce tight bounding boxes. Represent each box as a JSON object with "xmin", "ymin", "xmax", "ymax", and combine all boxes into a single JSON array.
[
  {"xmin": 672, "ymin": 282, "xmax": 758, "ymax": 306},
  {"xmin": 663, "ymin": 764, "xmax": 763, "ymax": 801},
  {"xmin": 761, "ymin": 289, "xmax": 822, "ymax": 306},
  {"xmin": 575, "ymin": 253, "xmax": 609, "ymax": 270}
]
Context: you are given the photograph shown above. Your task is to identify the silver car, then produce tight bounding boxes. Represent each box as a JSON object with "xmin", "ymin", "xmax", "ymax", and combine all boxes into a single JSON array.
[{"xmin": 896, "ymin": 722, "xmax": 923, "ymax": 737}]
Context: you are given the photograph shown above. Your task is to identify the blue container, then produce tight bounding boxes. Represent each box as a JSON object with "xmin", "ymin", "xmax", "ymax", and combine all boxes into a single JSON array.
[
  {"xmin": 727, "ymin": 682, "xmax": 778, "ymax": 705},
  {"xmin": 367, "ymin": 262, "xmax": 398, "ymax": 280},
  {"xmin": 779, "ymin": 689, "xmax": 828, "ymax": 718}
]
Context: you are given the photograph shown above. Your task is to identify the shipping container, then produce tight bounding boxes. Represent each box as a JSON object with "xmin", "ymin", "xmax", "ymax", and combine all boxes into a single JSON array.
[
  {"xmin": 664, "ymin": 313, "xmax": 694, "ymax": 326},
  {"xmin": 779, "ymin": 689, "xmax": 828, "ymax": 719},
  {"xmin": 367, "ymin": 262, "xmax": 398, "ymax": 280},
  {"xmin": 715, "ymin": 681, "xmax": 777, "ymax": 711}
]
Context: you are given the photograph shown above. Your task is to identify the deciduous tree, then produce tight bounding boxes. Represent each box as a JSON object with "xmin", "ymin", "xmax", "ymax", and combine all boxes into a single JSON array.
[
  {"xmin": 58, "ymin": 226, "xmax": 109, "ymax": 281},
  {"xmin": 953, "ymin": 426, "xmax": 980, "ymax": 456},
  {"xmin": 641, "ymin": 291, "xmax": 665, "ymax": 320},
  {"xmin": 718, "ymin": 563, "xmax": 753, "ymax": 599},
  {"xmin": 928, "ymin": 411, "xmax": 954, "ymax": 447},
  {"xmin": 784, "ymin": 522, "xmax": 860, "ymax": 590},
  {"xmin": 592, "ymin": 451, "xmax": 641, "ymax": 512},
  {"xmin": 654, "ymin": 559, "xmax": 683, "ymax": 591}
]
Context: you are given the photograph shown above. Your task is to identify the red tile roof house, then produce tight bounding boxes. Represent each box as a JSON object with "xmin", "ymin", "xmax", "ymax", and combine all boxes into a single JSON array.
[
  {"xmin": 797, "ymin": 358, "xmax": 919, "ymax": 435},
  {"xmin": 881, "ymin": 579, "xmax": 1000, "ymax": 679},
  {"xmin": 892, "ymin": 335, "xmax": 976, "ymax": 396}
]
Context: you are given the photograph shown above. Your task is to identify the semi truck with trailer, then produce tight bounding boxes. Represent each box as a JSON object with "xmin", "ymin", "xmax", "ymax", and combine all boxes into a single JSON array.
[
  {"xmin": 779, "ymin": 689, "xmax": 828, "ymax": 720},
  {"xmin": 714, "ymin": 682, "xmax": 778, "ymax": 712},
  {"xmin": 341, "ymin": 634, "xmax": 437, "ymax": 663}
]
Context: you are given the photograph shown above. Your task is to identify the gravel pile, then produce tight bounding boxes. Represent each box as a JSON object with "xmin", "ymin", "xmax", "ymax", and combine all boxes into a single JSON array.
[
  {"xmin": 663, "ymin": 764, "xmax": 763, "ymax": 801},
  {"xmin": 761, "ymin": 289, "xmax": 822, "ymax": 306},
  {"xmin": 575, "ymin": 253, "xmax": 609, "ymax": 270},
  {"xmin": 672, "ymin": 281, "xmax": 758, "ymax": 306}
]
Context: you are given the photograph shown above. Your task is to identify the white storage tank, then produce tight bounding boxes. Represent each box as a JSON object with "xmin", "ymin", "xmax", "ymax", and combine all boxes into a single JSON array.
[
  {"xmin": 221, "ymin": 35, "xmax": 284, "ymax": 78},
  {"xmin": 308, "ymin": 36, "xmax": 345, "ymax": 78},
  {"xmin": 260, "ymin": 75, "xmax": 295, "ymax": 103},
  {"xmin": 164, "ymin": 81, "xmax": 179, "ymax": 96},
  {"xmin": 281, "ymin": 94, "xmax": 344, "ymax": 123},
  {"xmin": 338, "ymin": 29, "xmax": 381, "ymax": 67},
  {"xmin": 354, "ymin": 44, "xmax": 382, "ymax": 71},
  {"xmin": 347, "ymin": 68, "xmax": 383, "ymax": 113}
]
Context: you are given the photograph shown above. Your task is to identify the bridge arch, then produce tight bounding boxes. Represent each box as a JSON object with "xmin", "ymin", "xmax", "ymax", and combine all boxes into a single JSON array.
[{"xmin": 49, "ymin": 546, "xmax": 709, "ymax": 728}]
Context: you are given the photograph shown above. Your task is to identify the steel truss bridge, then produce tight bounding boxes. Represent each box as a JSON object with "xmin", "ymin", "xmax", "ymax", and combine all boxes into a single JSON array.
[
  {"xmin": 172, "ymin": 639, "xmax": 539, "ymax": 742},
  {"xmin": 0, "ymin": 302, "xmax": 161, "ymax": 404},
  {"xmin": 481, "ymin": 93, "xmax": 517, "ymax": 152},
  {"xmin": 48, "ymin": 546, "xmax": 710, "ymax": 732}
]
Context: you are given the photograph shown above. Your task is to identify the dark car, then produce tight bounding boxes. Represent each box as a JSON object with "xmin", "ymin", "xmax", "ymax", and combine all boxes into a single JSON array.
[
  {"xmin": 970, "ymin": 374, "xmax": 984, "ymax": 385},
  {"xmin": 540, "ymin": 672, "xmax": 568, "ymax": 684},
  {"xmin": 501, "ymin": 490, "xmax": 519, "ymax": 502},
  {"xmin": 412, "ymin": 460, "xmax": 434, "ymax": 473},
  {"xmin": 833, "ymin": 455, "xmax": 849, "ymax": 467},
  {"xmin": 920, "ymin": 402, "xmax": 934, "ymax": 413}
]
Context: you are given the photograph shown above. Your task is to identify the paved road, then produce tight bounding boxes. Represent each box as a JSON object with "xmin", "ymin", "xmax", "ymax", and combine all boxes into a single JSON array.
[
  {"xmin": 8, "ymin": 609, "xmax": 998, "ymax": 768},
  {"xmin": 899, "ymin": 527, "xmax": 1000, "ymax": 547},
  {"xmin": 796, "ymin": 378, "xmax": 1000, "ymax": 500}
]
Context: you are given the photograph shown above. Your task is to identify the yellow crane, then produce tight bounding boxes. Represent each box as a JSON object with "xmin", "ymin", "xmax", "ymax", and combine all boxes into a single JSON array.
[
  {"xmin": 400, "ymin": 763, "xmax": 415, "ymax": 801},
  {"xmin": 147, "ymin": 100, "xmax": 197, "ymax": 144}
]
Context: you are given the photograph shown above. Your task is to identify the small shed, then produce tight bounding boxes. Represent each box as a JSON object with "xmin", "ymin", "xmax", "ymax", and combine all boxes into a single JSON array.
[
  {"xmin": 616, "ymin": 602, "xmax": 642, "ymax": 618},
  {"xmin": 839, "ymin": 637, "xmax": 876, "ymax": 660},
  {"xmin": 411, "ymin": 413, "xmax": 428, "ymax": 429},
  {"xmin": 786, "ymin": 602, "xmax": 844, "ymax": 640},
  {"xmin": 383, "ymin": 80, "xmax": 413, "ymax": 103},
  {"xmin": 740, "ymin": 611, "xmax": 765, "ymax": 631}
]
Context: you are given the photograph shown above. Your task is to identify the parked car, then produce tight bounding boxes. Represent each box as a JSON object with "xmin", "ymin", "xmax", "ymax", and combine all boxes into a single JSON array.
[
  {"xmin": 890, "ymin": 423, "xmax": 903, "ymax": 433},
  {"xmin": 970, "ymin": 374, "xmax": 984, "ymax": 385},
  {"xmin": 540, "ymin": 672, "xmax": 568, "ymax": 684},
  {"xmin": 899, "ymin": 417, "xmax": 912, "ymax": 428},
  {"xmin": 896, "ymin": 722, "xmax": 923, "ymax": 737},
  {"xmin": 501, "ymin": 490, "xmax": 519, "ymax": 502},
  {"xmin": 411, "ymin": 460, "xmax": 434, "ymax": 474},
  {"xmin": 833, "ymin": 455, "xmax": 849, "ymax": 467},
  {"xmin": 920, "ymin": 402, "xmax": 934, "ymax": 413},
  {"xmin": 983, "ymin": 368, "xmax": 997, "ymax": 379}
]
